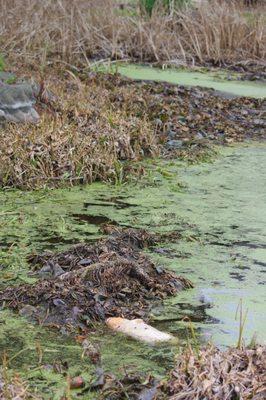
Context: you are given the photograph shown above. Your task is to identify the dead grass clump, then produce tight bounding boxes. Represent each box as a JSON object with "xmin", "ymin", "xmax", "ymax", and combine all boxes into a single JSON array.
[
  {"xmin": 0, "ymin": 0, "xmax": 265, "ymax": 69},
  {"xmin": 160, "ymin": 344, "xmax": 266, "ymax": 400}
]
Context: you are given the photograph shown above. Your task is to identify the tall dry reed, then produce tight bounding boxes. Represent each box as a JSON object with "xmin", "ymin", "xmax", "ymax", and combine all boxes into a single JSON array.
[{"xmin": 0, "ymin": 0, "xmax": 265, "ymax": 68}]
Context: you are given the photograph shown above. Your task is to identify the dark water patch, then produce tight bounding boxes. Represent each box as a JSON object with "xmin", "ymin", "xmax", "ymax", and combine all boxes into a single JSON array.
[
  {"xmin": 84, "ymin": 197, "xmax": 136, "ymax": 210},
  {"xmin": 153, "ymin": 248, "xmax": 191, "ymax": 259},
  {"xmin": 84, "ymin": 201, "xmax": 118, "ymax": 208},
  {"xmin": 232, "ymin": 240, "xmax": 266, "ymax": 250},
  {"xmin": 234, "ymin": 265, "xmax": 250, "ymax": 271},
  {"xmin": 253, "ymin": 260, "xmax": 266, "ymax": 268},
  {"xmin": 208, "ymin": 240, "xmax": 266, "ymax": 250},
  {"xmin": 72, "ymin": 213, "xmax": 117, "ymax": 226},
  {"xmin": 103, "ymin": 196, "xmax": 137, "ymax": 209},
  {"xmin": 163, "ymin": 302, "xmax": 220, "ymax": 325},
  {"xmin": 229, "ymin": 272, "xmax": 245, "ymax": 282}
]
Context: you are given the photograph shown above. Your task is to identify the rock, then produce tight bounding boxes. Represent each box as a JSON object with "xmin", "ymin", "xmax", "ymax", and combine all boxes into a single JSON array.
[
  {"xmin": 166, "ymin": 139, "xmax": 184, "ymax": 149},
  {"xmin": 106, "ymin": 317, "xmax": 174, "ymax": 344},
  {"xmin": 166, "ymin": 130, "xmax": 177, "ymax": 139},
  {"xmin": 0, "ymin": 82, "xmax": 40, "ymax": 123},
  {"xmin": 138, "ymin": 382, "xmax": 159, "ymax": 400},
  {"xmin": 196, "ymin": 132, "xmax": 204, "ymax": 139},
  {"xmin": 199, "ymin": 291, "xmax": 213, "ymax": 306},
  {"xmin": 0, "ymin": 81, "xmax": 56, "ymax": 124}
]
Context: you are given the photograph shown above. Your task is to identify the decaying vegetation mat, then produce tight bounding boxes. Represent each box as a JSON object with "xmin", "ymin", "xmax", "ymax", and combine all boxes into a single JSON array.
[
  {"xmin": 0, "ymin": 227, "xmax": 193, "ymax": 329},
  {"xmin": 90, "ymin": 344, "xmax": 266, "ymax": 399},
  {"xmin": 1, "ymin": 72, "xmax": 265, "ymax": 189}
]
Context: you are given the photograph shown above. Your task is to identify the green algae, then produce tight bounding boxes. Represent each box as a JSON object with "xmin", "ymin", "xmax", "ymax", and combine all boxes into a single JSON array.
[
  {"xmin": 108, "ymin": 64, "xmax": 266, "ymax": 98},
  {"xmin": 1, "ymin": 143, "xmax": 266, "ymax": 397},
  {"xmin": 0, "ymin": 310, "xmax": 169, "ymax": 398}
]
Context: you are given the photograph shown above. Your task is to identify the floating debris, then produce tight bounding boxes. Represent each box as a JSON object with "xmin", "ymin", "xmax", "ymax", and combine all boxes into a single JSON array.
[
  {"xmin": 0, "ymin": 227, "xmax": 193, "ymax": 329},
  {"xmin": 106, "ymin": 317, "xmax": 174, "ymax": 344}
]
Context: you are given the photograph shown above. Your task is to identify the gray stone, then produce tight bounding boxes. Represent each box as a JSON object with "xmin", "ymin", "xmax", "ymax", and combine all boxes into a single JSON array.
[
  {"xmin": 166, "ymin": 139, "xmax": 184, "ymax": 149},
  {"xmin": 167, "ymin": 130, "xmax": 177, "ymax": 139},
  {"xmin": 0, "ymin": 82, "xmax": 40, "ymax": 123}
]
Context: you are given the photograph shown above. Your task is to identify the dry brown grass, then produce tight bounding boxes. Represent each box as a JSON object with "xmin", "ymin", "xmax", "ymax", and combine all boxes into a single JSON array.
[
  {"xmin": 0, "ymin": 0, "xmax": 265, "ymax": 69},
  {"xmin": 160, "ymin": 344, "xmax": 266, "ymax": 400},
  {"xmin": 176, "ymin": 0, "xmax": 266, "ymax": 67},
  {"xmin": 0, "ymin": 74, "xmax": 157, "ymax": 189}
]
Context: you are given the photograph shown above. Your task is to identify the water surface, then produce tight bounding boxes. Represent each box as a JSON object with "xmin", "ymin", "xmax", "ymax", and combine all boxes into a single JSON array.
[
  {"xmin": 0, "ymin": 143, "xmax": 266, "ymax": 396},
  {"xmin": 114, "ymin": 64, "xmax": 266, "ymax": 98}
]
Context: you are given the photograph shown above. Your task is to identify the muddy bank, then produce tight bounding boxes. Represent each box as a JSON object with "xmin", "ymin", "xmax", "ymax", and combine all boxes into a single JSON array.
[
  {"xmin": 0, "ymin": 227, "xmax": 192, "ymax": 329},
  {"xmin": 1, "ymin": 71, "xmax": 265, "ymax": 189}
]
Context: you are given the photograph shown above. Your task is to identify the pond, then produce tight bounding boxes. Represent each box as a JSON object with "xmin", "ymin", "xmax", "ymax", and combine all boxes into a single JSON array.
[
  {"xmin": 103, "ymin": 63, "xmax": 266, "ymax": 98},
  {"xmin": 0, "ymin": 143, "xmax": 265, "ymax": 397}
]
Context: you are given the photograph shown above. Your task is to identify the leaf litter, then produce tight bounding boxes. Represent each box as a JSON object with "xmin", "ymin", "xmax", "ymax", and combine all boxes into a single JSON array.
[{"xmin": 0, "ymin": 227, "xmax": 193, "ymax": 330}]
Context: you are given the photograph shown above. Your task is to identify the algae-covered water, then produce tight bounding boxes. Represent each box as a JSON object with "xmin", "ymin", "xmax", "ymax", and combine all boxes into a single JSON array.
[
  {"xmin": 0, "ymin": 143, "xmax": 266, "ymax": 396},
  {"xmin": 105, "ymin": 64, "xmax": 266, "ymax": 98}
]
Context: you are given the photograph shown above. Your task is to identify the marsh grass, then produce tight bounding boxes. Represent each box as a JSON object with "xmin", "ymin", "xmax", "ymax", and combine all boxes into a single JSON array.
[
  {"xmin": 0, "ymin": 75, "xmax": 158, "ymax": 189},
  {"xmin": 0, "ymin": 0, "xmax": 265, "ymax": 69},
  {"xmin": 0, "ymin": 69, "xmax": 264, "ymax": 189}
]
